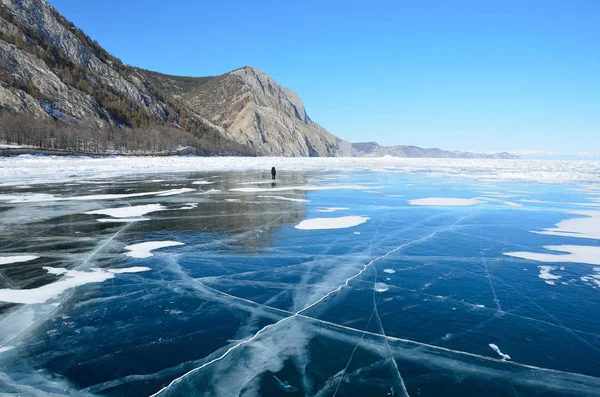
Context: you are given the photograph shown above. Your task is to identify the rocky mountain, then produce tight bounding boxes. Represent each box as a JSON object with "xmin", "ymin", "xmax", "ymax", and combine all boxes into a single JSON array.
[
  {"xmin": 352, "ymin": 142, "xmax": 518, "ymax": 159},
  {"xmin": 0, "ymin": 0, "xmax": 350, "ymax": 156},
  {"xmin": 179, "ymin": 67, "xmax": 351, "ymax": 156}
]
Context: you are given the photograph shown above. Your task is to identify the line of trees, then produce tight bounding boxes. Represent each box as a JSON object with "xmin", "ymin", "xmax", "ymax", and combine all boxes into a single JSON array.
[{"xmin": 0, "ymin": 112, "xmax": 255, "ymax": 155}]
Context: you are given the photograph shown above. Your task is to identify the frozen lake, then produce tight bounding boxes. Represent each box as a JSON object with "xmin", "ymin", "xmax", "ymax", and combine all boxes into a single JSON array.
[{"xmin": 0, "ymin": 157, "xmax": 600, "ymax": 396}]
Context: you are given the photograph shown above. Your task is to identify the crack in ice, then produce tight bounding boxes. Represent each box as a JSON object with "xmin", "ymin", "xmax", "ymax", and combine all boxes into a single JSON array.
[{"xmin": 149, "ymin": 213, "xmax": 474, "ymax": 396}]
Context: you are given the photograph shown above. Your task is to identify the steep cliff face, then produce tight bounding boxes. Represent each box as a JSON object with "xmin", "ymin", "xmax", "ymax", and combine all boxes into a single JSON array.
[{"xmin": 184, "ymin": 67, "xmax": 351, "ymax": 157}]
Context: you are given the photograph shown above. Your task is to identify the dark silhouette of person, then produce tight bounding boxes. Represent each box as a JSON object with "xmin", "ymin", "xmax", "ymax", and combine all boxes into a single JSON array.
[{"xmin": 271, "ymin": 167, "xmax": 276, "ymax": 180}]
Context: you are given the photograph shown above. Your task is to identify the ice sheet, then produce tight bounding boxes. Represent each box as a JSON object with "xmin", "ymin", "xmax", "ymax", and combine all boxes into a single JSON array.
[
  {"xmin": 4, "ymin": 157, "xmax": 599, "ymax": 186},
  {"xmin": 294, "ymin": 216, "xmax": 370, "ymax": 230}
]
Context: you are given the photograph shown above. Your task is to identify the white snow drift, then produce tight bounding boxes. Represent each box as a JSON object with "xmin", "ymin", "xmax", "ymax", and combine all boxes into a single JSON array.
[
  {"xmin": 85, "ymin": 204, "xmax": 166, "ymax": 221},
  {"xmin": 295, "ymin": 216, "xmax": 370, "ymax": 230},
  {"xmin": 0, "ymin": 266, "xmax": 151, "ymax": 304},
  {"xmin": 408, "ymin": 198, "xmax": 481, "ymax": 206},
  {"xmin": 504, "ymin": 245, "xmax": 600, "ymax": 266},
  {"xmin": 0, "ymin": 255, "xmax": 39, "ymax": 265},
  {"xmin": 124, "ymin": 241, "xmax": 185, "ymax": 259}
]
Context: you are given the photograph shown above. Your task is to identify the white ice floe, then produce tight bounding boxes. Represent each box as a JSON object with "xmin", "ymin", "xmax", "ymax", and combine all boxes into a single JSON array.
[
  {"xmin": 533, "ymin": 210, "xmax": 600, "ymax": 240},
  {"xmin": 536, "ymin": 266, "xmax": 561, "ymax": 285},
  {"xmin": 177, "ymin": 203, "xmax": 198, "ymax": 210},
  {"xmin": 156, "ymin": 188, "xmax": 195, "ymax": 196},
  {"xmin": 230, "ymin": 185, "xmax": 376, "ymax": 193},
  {"xmin": 295, "ymin": 216, "xmax": 370, "ymax": 230},
  {"xmin": 504, "ymin": 245, "xmax": 600, "ymax": 266},
  {"xmin": 257, "ymin": 195, "xmax": 310, "ymax": 203},
  {"xmin": 124, "ymin": 241, "xmax": 185, "ymax": 259},
  {"xmin": 97, "ymin": 217, "xmax": 150, "ymax": 223},
  {"xmin": 315, "ymin": 207, "xmax": 350, "ymax": 212},
  {"xmin": 489, "ymin": 343, "xmax": 511, "ymax": 361},
  {"xmin": 383, "ymin": 269, "xmax": 395, "ymax": 274},
  {"xmin": 0, "ymin": 266, "xmax": 151, "ymax": 304},
  {"xmin": 225, "ymin": 198, "xmax": 241, "ymax": 202},
  {"xmin": 0, "ymin": 255, "xmax": 39, "ymax": 265},
  {"xmin": 85, "ymin": 204, "xmax": 166, "ymax": 220},
  {"xmin": 0, "ymin": 188, "xmax": 194, "ymax": 203},
  {"xmin": 408, "ymin": 197, "xmax": 481, "ymax": 206},
  {"xmin": 374, "ymin": 282, "xmax": 389, "ymax": 292},
  {"xmin": 192, "ymin": 181, "xmax": 214, "ymax": 185}
]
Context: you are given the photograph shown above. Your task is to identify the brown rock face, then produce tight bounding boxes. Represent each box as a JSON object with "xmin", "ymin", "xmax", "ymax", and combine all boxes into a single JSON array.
[{"xmin": 184, "ymin": 66, "xmax": 351, "ymax": 157}]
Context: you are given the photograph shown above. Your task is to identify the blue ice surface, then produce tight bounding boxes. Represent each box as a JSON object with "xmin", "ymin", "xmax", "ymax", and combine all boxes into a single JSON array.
[{"xmin": 0, "ymin": 170, "xmax": 599, "ymax": 396}]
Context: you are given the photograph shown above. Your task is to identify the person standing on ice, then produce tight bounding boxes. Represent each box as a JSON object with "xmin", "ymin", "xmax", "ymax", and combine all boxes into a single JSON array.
[{"xmin": 271, "ymin": 167, "xmax": 276, "ymax": 180}]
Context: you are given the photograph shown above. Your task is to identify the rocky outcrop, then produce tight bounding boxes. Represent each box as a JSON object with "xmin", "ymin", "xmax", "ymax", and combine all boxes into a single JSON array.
[
  {"xmin": 352, "ymin": 141, "xmax": 518, "ymax": 159},
  {"xmin": 184, "ymin": 67, "xmax": 351, "ymax": 157}
]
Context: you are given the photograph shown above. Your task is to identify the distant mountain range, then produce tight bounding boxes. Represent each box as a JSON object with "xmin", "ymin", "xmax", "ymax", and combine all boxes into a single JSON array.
[
  {"xmin": 352, "ymin": 142, "xmax": 517, "ymax": 159},
  {"xmin": 0, "ymin": 0, "xmax": 517, "ymax": 158}
]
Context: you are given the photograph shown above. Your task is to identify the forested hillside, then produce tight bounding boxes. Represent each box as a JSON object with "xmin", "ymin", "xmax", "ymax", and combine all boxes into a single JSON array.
[{"xmin": 0, "ymin": 0, "xmax": 255, "ymax": 155}]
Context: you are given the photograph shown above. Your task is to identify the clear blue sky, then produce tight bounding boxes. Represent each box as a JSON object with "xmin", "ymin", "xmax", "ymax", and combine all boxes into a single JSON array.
[{"xmin": 48, "ymin": 0, "xmax": 599, "ymax": 153}]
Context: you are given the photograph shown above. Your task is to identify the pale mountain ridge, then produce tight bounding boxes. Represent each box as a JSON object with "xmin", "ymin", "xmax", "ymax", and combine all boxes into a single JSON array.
[{"xmin": 352, "ymin": 141, "xmax": 517, "ymax": 159}]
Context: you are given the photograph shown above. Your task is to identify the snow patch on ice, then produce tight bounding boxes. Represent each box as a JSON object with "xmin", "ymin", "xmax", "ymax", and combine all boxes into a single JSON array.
[
  {"xmin": 124, "ymin": 241, "xmax": 185, "ymax": 259},
  {"xmin": 177, "ymin": 203, "xmax": 198, "ymax": 210},
  {"xmin": 533, "ymin": 210, "xmax": 600, "ymax": 240},
  {"xmin": 316, "ymin": 207, "xmax": 350, "ymax": 213},
  {"xmin": 537, "ymin": 266, "xmax": 561, "ymax": 282},
  {"xmin": 383, "ymin": 269, "xmax": 395, "ymax": 274},
  {"xmin": 374, "ymin": 283, "xmax": 389, "ymax": 292},
  {"xmin": 97, "ymin": 217, "xmax": 150, "ymax": 223},
  {"xmin": 192, "ymin": 181, "xmax": 214, "ymax": 185},
  {"xmin": 0, "ymin": 255, "xmax": 39, "ymax": 265},
  {"xmin": 85, "ymin": 204, "xmax": 166, "ymax": 220},
  {"xmin": 0, "ymin": 266, "xmax": 151, "ymax": 304},
  {"xmin": 295, "ymin": 216, "xmax": 370, "ymax": 230},
  {"xmin": 489, "ymin": 344, "xmax": 511, "ymax": 360},
  {"xmin": 156, "ymin": 188, "xmax": 195, "ymax": 196},
  {"xmin": 408, "ymin": 197, "xmax": 481, "ymax": 206},
  {"xmin": 504, "ymin": 245, "xmax": 600, "ymax": 266},
  {"xmin": 257, "ymin": 195, "xmax": 309, "ymax": 203}
]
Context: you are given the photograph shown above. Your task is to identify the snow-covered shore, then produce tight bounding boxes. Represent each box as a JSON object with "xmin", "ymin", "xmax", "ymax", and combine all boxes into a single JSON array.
[{"xmin": 1, "ymin": 155, "xmax": 600, "ymax": 186}]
